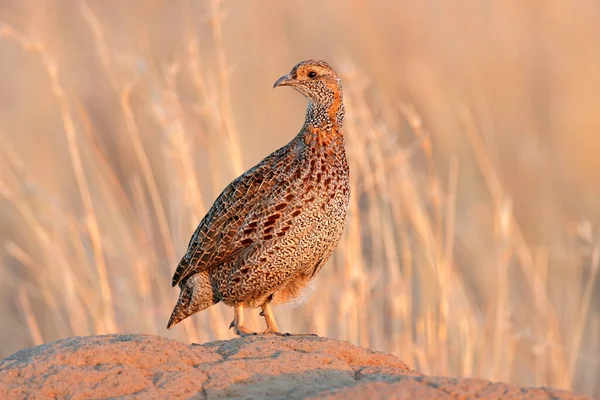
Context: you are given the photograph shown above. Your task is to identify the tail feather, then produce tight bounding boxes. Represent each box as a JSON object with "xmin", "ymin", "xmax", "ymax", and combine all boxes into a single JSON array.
[
  {"xmin": 171, "ymin": 258, "xmax": 191, "ymax": 287},
  {"xmin": 167, "ymin": 271, "xmax": 219, "ymax": 329},
  {"xmin": 167, "ymin": 286, "xmax": 190, "ymax": 329}
]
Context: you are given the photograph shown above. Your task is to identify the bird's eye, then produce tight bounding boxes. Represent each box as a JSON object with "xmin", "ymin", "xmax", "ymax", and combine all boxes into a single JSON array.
[{"xmin": 307, "ymin": 71, "xmax": 317, "ymax": 79}]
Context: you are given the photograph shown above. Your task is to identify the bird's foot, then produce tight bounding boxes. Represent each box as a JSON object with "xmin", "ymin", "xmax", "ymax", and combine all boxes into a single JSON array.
[
  {"xmin": 229, "ymin": 304, "xmax": 256, "ymax": 336},
  {"xmin": 233, "ymin": 324, "xmax": 257, "ymax": 337},
  {"xmin": 229, "ymin": 319, "xmax": 257, "ymax": 336},
  {"xmin": 260, "ymin": 328, "xmax": 318, "ymax": 337},
  {"xmin": 262, "ymin": 327, "xmax": 284, "ymax": 335},
  {"xmin": 280, "ymin": 333, "xmax": 319, "ymax": 337}
]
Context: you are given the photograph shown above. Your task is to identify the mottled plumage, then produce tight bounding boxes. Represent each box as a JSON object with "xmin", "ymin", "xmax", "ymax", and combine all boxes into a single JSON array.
[{"xmin": 167, "ymin": 60, "xmax": 350, "ymax": 335}]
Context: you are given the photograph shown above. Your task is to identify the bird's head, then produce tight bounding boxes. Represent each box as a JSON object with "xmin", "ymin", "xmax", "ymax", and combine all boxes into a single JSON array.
[{"xmin": 273, "ymin": 60, "xmax": 342, "ymax": 106}]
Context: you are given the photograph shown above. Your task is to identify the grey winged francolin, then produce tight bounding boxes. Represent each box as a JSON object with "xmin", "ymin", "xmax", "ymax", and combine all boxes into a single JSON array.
[{"xmin": 168, "ymin": 60, "xmax": 350, "ymax": 336}]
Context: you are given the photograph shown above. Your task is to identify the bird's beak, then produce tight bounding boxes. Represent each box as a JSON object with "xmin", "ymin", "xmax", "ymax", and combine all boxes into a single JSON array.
[{"xmin": 273, "ymin": 74, "xmax": 293, "ymax": 88}]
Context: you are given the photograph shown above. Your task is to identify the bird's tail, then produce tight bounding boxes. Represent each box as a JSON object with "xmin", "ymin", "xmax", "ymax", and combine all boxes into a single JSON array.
[{"xmin": 167, "ymin": 271, "xmax": 219, "ymax": 329}]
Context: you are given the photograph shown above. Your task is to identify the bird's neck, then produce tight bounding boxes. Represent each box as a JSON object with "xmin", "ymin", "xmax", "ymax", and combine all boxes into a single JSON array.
[{"xmin": 302, "ymin": 93, "xmax": 345, "ymax": 147}]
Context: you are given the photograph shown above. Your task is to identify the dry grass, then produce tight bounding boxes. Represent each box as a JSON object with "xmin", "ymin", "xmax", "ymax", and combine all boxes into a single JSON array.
[{"xmin": 0, "ymin": 0, "xmax": 599, "ymax": 397}]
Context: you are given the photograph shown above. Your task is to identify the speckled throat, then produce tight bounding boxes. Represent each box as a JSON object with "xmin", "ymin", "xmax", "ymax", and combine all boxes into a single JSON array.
[
  {"xmin": 301, "ymin": 86, "xmax": 345, "ymax": 154},
  {"xmin": 304, "ymin": 82, "xmax": 345, "ymax": 132}
]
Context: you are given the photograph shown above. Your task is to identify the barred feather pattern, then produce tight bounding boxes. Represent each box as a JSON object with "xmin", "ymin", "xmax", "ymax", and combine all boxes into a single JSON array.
[{"xmin": 167, "ymin": 60, "xmax": 350, "ymax": 329}]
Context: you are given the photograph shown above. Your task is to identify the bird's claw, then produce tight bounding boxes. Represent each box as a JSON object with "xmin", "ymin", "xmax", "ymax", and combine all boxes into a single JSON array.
[
  {"xmin": 233, "ymin": 325, "xmax": 257, "ymax": 336},
  {"xmin": 262, "ymin": 328, "xmax": 284, "ymax": 335}
]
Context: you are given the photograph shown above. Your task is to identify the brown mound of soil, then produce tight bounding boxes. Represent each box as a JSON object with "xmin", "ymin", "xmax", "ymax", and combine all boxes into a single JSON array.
[{"xmin": 0, "ymin": 334, "xmax": 590, "ymax": 399}]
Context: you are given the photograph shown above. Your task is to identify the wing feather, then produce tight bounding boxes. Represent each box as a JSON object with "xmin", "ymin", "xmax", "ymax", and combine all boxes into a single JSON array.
[{"xmin": 171, "ymin": 141, "xmax": 301, "ymax": 286}]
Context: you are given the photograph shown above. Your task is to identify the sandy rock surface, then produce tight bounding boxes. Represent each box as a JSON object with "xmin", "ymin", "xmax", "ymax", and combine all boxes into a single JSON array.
[{"xmin": 0, "ymin": 334, "xmax": 590, "ymax": 399}]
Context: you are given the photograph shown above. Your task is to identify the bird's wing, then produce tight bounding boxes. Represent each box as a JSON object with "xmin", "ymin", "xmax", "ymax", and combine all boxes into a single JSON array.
[{"xmin": 171, "ymin": 142, "xmax": 302, "ymax": 287}]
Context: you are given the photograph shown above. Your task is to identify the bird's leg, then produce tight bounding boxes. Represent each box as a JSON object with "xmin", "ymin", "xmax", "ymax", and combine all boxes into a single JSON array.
[
  {"xmin": 261, "ymin": 301, "xmax": 282, "ymax": 334},
  {"xmin": 259, "ymin": 301, "xmax": 318, "ymax": 336},
  {"xmin": 229, "ymin": 304, "xmax": 256, "ymax": 336}
]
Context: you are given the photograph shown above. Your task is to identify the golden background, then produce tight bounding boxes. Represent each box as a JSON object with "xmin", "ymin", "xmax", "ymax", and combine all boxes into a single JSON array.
[{"xmin": 0, "ymin": 0, "xmax": 599, "ymax": 396}]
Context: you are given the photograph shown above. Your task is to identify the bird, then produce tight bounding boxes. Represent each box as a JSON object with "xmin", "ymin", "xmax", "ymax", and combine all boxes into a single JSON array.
[{"xmin": 167, "ymin": 60, "xmax": 350, "ymax": 336}]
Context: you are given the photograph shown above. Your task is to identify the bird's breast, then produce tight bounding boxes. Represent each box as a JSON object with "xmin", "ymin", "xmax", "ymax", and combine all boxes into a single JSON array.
[{"xmin": 295, "ymin": 140, "xmax": 350, "ymax": 232}]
